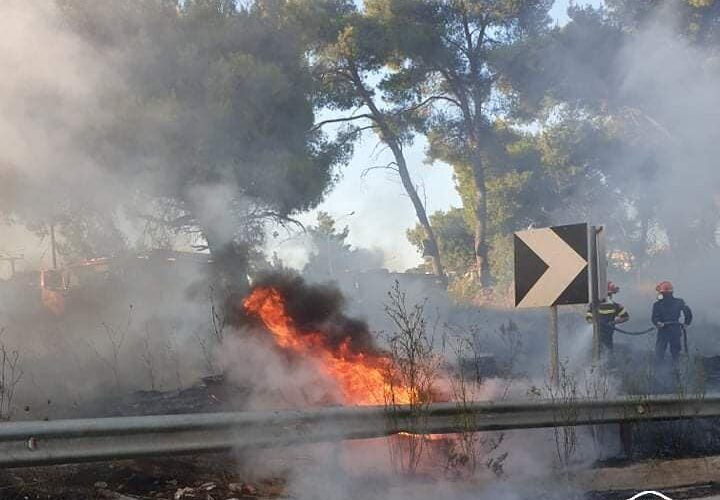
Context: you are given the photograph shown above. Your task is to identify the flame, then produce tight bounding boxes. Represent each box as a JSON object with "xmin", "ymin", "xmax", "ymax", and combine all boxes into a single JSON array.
[
  {"xmin": 243, "ymin": 287, "xmax": 412, "ymax": 406},
  {"xmin": 397, "ymin": 431, "xmax": 447, "ymax": 442}
]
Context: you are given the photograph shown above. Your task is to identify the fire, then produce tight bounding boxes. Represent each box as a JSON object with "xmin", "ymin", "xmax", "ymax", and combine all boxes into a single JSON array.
[{"xmin": 243, "ymin": 287, "xmax": 412, "ymax": 406}]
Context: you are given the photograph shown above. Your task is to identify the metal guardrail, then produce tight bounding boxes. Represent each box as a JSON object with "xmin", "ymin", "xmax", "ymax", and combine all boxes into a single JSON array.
[{"xmin": 0, "ymin": 395, "xmax": 718, "ymax": 468}]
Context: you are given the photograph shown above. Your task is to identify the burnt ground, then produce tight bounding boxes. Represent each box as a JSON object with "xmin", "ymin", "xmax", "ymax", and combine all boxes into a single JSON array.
[
  {"xmin": 90, "ymin": 376, "xmax": 251, "ymax": 418},
  {"xmin": 0, "ymin": 455, "xmax": 286, "ymax": 500},
  {"xmin": 7, "ymin": 449, "xmax": 720, "ymax": 500},
  {"xmin": 0, "ymin": 378, "xmax": 268, "ymax": 499},
  {"xmin": 623, "ymin": 418, "xmax": 720, "ymax": 461}
]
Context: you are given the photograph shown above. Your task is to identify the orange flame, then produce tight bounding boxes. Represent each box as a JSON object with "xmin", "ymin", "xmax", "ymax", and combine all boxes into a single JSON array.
[{"xmin": 243, "ymin": 287, "xmax": 412, "ymax": 406}]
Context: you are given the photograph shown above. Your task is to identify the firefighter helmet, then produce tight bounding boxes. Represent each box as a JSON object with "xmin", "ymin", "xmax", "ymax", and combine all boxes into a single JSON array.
[
  {"xmin": 656, "ymin": 281, "xmax": 674, "ymax": 294},
  {"xmin": 607, "ymin": 281, "xmax": 620, "ymax": 295}
]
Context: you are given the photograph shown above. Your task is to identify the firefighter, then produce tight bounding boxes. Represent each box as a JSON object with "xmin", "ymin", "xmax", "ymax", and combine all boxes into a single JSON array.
[
  {"xmin": 586, "ymin": 281, "xmax": 630, "ymax": 355},
  {"xmin": 653, "ymin": 281, "xmax": 692, "ymax": 366}
]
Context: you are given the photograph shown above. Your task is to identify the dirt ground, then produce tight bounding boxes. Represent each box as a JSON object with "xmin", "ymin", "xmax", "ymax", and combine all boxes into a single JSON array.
[{"xmin": 0, "ymin": 455, "xmax": 286, "ymax": 500}]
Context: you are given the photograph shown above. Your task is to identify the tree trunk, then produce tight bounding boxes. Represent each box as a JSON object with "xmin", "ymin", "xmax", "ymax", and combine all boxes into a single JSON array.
[
  {"xmin": 348, "ymin": 65, "xmax": 446, "ymax": 280},
  {"xmin": 390, "ymin": 142, "xmax": 446, "ymax": 279},
  {"xmin": 461, "ymin": 13, "xmax": 492, "ymax": 288},
  {"xmin": 470, "ymin": 153, "xmax": 491, "ymax": 287},
  {"xmin": 203, "ymin": 229, "xmax": 251, "ymax": 327}
]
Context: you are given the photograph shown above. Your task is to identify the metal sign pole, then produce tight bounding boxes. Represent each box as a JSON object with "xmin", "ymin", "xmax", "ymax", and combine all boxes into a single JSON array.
[
  {"xmin": 549, "ymin": 305, "xmax": 559, "ymax": 387},
  {"xmin": 589, "ymin": 226, "xmax": 600, "ymax": 364}
]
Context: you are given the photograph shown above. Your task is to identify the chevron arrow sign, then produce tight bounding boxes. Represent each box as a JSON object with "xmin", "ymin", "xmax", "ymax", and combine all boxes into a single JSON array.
[{"xmin": 514, "ymin": 223, "xmax": 589, "ymax": 308}]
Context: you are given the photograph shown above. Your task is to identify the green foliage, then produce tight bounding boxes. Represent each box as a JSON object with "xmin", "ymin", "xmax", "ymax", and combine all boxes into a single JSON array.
[
  {"xmin": 310, "ymin": 211, "xmax": 350, "ymax": 246},
  {"xmin": 297, "ymin": 0, "xmax": 447, "ymax": 277},
  {"xmin": 9, "ymin": 1, "xmax": 349, "ymax": 265},
  {"xmin": 364, "ymin": 0, "xmax": 555, "ymax": 285},
  {"xmin": 8, "ymin": 0, "xmax": 720, "ymax": 296},
  {"xmin": 406, "ymin": 206, "xmax": 513, "ymax": 300},
  {"xmin": 303, "ymin": 211, "xmax": 382, "ymax": 283},
  {"xmin": 407, "ymin": 208, "xmax": 474, "ymax": 276},
  {"xmin": 438, "ymin": 125, "xmax": 560, "ymax": 289}
]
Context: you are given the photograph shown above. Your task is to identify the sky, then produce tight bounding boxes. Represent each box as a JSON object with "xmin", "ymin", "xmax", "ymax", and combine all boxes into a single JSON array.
[{"xmin": 271, "ymin": 0, "xmax": 604, "ymax": 272}]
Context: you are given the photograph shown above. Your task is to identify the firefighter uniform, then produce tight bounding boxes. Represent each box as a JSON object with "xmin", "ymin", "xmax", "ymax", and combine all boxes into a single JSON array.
[
  {"xmin": 586, "ymin": 300, "xmax": 629, "ymax": 352},
  {"xmin": 652, "ymin": 294, "xmax": 692, "ymax": 365}
]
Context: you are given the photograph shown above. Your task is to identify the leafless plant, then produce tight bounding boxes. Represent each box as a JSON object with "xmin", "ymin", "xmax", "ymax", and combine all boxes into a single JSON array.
[
  {"xmin": 444, "ymin": 335, "xmax": 507, "ymax": 479},
  {"xmin": 140, "ymin": 323, "xmax": 157, "ymax": 391},
  {"xmin": 664, "ymin": 353, "xmax": 707, "ymax": 452},
  {"xmin": 194, "ymin": 328, "xmax": 216, "ymax": 375},
  {"xmin": 89, "ymin": 305, "xmax": 132, "ymax": 388},
  {"xmin": 445, "ymin": 336, "xmax": 482, "ymax": 478},
  {"xmin": 165, "ymin": 329, "xmax": 184, "ymax": 389},
  {"xmin": 0, "ymin": 328, "xmax": 22, "ymax": 421},
  {"xmin": 441, "ymin": 319, "xmax": 523, "ymax": 479},
  {"xmin": 195, "ymin": 287, "xmax": 226, "ymax": 375},
  {"xmin": 543, "ymin": 361, "xmax": 579, "ymax": 472},
  {"xmin": 582, "ymin": 364, "xmax": 611, "ymax": 457},
  {"xmin": 495, "ymin": 319, "xmax": 524, "ymax": 398},
  {"xmin": 383, "ymin": 281, "xmax": 441, "ymax": 476},
  {"xmin": 209, "ymin": 286, "xmax": 225, "ymax": 345}
]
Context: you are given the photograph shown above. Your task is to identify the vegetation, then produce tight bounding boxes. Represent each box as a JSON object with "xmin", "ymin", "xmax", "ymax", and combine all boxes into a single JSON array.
[
  {"xmin": 3, "ymin": 0, "xmax": 720, "ymax": 302},
  {"xmin": 383, "ymin": 281, "xmax": 441, "ymax": 475},
  {"xmin": 297, "ymin": 0, "xmax": 447, "ymax": 278}
]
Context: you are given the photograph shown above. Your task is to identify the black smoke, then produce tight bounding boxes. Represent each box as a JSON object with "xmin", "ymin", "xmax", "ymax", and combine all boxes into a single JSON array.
[{"xmin": 242, "ymin": 270, "xmax": 380, "ymax": 356}]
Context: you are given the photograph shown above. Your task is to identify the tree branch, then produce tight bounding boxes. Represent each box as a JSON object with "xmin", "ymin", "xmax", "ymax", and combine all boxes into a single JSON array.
[
  {"xmin": 441, "ymin": 34, "xmax": 471, "ymax": 59},
  {"xmin": 256, "ymin": 210, "xmax": 306, "ymax": 232},
  {"xmin": 361, "ymin": 162, "xmax": 400, "ymax": 179},
  {"xmin": 346, "ymin": 124, "xmax": 376, "ymax": 136},
  {"xmin": 402, "ymin": 95, "xmax": 463, "ymax": 114},
  {"xmin": 311, "ymin": 113, "xmax": 375, "ymax": 131}
]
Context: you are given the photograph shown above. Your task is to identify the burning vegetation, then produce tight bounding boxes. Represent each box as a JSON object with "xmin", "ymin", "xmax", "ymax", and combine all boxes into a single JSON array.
[{"xmin": 243, "ymin": 280, "xmax": 414, "ymax": 406}]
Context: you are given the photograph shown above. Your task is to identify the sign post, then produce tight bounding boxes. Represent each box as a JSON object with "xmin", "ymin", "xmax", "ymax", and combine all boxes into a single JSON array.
[
  {"xmin": 549, "ymin": 305, "xmax": 559, "ymax": 386},
  {"xmin": 589, "ymin": 226, "xmax": 600, "ymax": 363},
  {"xmin": 588, "ymin": 226, "xmax": 607, "ymax": 364},
  {"xmin": 514, "ymin": 223, "xmax": 590, "ymax": 386}
]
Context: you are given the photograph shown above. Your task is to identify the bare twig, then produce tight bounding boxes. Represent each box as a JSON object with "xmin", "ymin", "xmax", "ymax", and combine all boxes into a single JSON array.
[
  {"xmin": 0, "ymin": 328, "xmax": 22, "ymax": 421},
  {"xmin": 401, "ymin": 94, "xmax": 463, "ymax": 114},
  {"xmin": 90, "ymin": 306, "xmax": 132, "ymax": 389},
  {"xmin": 542, "ymin": 361, "xmax": 578, "ymax": 472},
  {"xmin": 140, "ymin": 323, "xmax": 157, "ymax": 391},
  {"xmin": 383, "ymin": 281, "xmax": 441, "ymax": 475},
  {"xmin": 360, "ymin": 162, "xmax": 399, "ymax": 180},
  {"xmin": 164, "ymin": 327, "xmax": 184, "ymax": 389},
  {"xmin": 195, "ymin": 287, "xmax": 227, "ymax": 376}
]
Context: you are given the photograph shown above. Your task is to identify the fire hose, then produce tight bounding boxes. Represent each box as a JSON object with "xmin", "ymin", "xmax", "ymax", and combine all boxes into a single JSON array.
[
  {"xmin": 613, "ymin": 325, "xmax": 656, "ymax": 336},
  {"xmin": 613, "ymin": 322, "xmax": 690, "ymax": 352}
]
